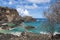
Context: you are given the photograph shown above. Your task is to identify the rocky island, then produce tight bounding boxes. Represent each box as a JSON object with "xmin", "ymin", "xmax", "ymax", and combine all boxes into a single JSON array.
[{"xmin": 23, "ymin": 16, "xmax": 36, "ymax": 22}]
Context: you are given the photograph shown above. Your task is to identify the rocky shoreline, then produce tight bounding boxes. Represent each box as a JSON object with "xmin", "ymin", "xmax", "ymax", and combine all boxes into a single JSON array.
[
  {"xmin": 0, "ymin": 32, "xmax": 49, "ymax": 40},
  {"xmin": 0, "ymin": 32, "xmax": 60, "ymax": 40}
]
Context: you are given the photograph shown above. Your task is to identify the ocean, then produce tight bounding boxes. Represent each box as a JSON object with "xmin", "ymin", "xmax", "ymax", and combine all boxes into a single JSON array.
[
  {"xmin": 9, "ymin": 18, "xmax": 60, "ymax": 34},
  {"xmin": 0, "ymin": 18, "xmax": 60, "ymax": 35}
]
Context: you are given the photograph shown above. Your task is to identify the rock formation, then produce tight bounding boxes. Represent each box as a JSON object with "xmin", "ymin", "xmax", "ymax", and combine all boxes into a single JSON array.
[
  {"xmin": 25, "ymin": 26, "xmax": 35, "ymax": 30},
  {"xmin": 0, "ymin": 6, "xmax": 25, "ymax": 28},
  {"xmin": 0, "ymin": 6, "xmax": 35, "ymax": 23},
  {"xmin": 0, "ymin": 6, "xmax": 21, "ymax": 23},
  {"xmin": 23, "ymin": 16, "xmax": 36, "ymax": 22}
]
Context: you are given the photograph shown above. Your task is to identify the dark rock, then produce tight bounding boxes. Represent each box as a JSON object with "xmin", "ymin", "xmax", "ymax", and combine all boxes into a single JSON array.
[
  {"xmin": 25, "ymin": 26, "xmax": 35, "ymax": 30},
  {"xmin": 54, "ymin": 34, "xmax": 60, "ymax": 39}
]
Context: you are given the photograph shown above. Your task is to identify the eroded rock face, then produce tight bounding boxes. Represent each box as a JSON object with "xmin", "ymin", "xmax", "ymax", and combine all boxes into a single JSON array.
[{"xmin": 0, "ymin": 6, "xmax": 21, "ymax": 23}]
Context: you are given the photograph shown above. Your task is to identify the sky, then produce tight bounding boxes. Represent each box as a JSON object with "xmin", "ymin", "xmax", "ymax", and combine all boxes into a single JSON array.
[{"xmin": 0, "ymin": 0, "xmax": 55, "ymax": 18}]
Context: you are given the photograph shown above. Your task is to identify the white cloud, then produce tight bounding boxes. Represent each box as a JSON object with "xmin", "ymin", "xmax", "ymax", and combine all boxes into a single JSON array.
[
  {"xmin": 16, "ymin": 7, "xmax": 31, "ymax": 16},
  {"xmin": 23, "ymin": 9, "xmax": 30, "ymax": 16},
  {"xmin": 25, "ymin": 3, "xmax": 38, "ymax": 9},
  {"xmin": 27, "ymin": 0, "xmax": 51, "ymax": 3},
  {"xmin": 8, "ymin": 0, "xmax": 15, "ymax": 5},
  {"xmin": 9, "ymin": 1, "xmax": 13, "ymax": 5},
  {"xmin": 16, "ymin": 3, "xmax": 38, "ymax": 9},
  {"xmin": 25, "ymin": 4, "xmax": 49, "ymax": 9}
]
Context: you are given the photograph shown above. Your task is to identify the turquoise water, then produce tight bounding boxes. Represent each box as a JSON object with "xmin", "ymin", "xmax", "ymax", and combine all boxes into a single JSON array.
[{"xmin": 9, "ymin": 21, "xmax": 60, "ymax": 34}]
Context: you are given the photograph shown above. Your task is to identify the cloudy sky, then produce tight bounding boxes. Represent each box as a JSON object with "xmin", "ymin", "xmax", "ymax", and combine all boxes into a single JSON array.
[{"xmin": 0, "ymin": 0, "xmax": 55, "ymax": 18}]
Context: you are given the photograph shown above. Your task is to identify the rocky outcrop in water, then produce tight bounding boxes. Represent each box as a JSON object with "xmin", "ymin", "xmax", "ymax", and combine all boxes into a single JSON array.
[
  {"xmin": 25, "ymin": 26, "xmax": 35, "ymax": 30},
  {"xmin": 23, "ymin": 16, "xmax": 36, "ymax": 22}
]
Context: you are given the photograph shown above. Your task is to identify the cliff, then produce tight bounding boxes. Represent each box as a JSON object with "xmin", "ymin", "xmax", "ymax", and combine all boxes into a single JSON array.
[
  {"xmin": 0, "ymin": 6, "xmax": 23, "ymax": 23},
  {"xmin": 0, "ymin": 6, "xmax": 36, "ymax": 23}
]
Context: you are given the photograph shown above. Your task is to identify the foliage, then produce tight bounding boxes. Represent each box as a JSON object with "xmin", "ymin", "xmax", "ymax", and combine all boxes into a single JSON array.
[{"xmin": 44, "ymin": 0, "xmax": 60, "ymax": 39}]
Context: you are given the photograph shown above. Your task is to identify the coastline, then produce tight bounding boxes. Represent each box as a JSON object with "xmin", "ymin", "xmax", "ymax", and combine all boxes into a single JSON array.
[
  {"xmin": 12, "ymin": 32, "xmax": 60, "ymax": 36},
  {"xmin": 40, "ymin": 31, "xmax": 60, "ymax": 35},
  {"xmin": 0, "ymin": 32, "xmax": 60, "ymax": 40},
  {"xmin": 0, "ymin": 27, "xmax": 60, "ymax": 36}
]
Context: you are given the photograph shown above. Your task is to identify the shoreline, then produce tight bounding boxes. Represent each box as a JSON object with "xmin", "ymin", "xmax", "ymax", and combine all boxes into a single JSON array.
[
  {"xmin": 40, "ymin": 32, "xmax": 60, "ymax": 35},
  {"xmin": 0, "ymin": 27, "xmax": 60, "ymax": 36},
  {"xmin": 0, "ymin": 31, "xmax": 60, "ymax": 40},
  {"xmin": 10, "ymin": 31, "xmax": 60, "ymax": 36},
  {"xmin": 10, "ymin": 32, "xmax": 22, "ymax": 36}
]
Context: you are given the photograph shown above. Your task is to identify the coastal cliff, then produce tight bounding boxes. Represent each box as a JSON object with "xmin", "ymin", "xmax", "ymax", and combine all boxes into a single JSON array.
[
  {"xmin": 0, "ymin": 6, "xmax": 22, "ymax": 23},
  {"xmin": 0, "ymin": 6, "xmax": 35, "ymax": 23},
  {"xmin": 0, "ymin": 6, "xmax": 36, "ymax": 29},
  {"xmin": 0, "ymin": 6, "xmax": 24, "ymax": 29}
]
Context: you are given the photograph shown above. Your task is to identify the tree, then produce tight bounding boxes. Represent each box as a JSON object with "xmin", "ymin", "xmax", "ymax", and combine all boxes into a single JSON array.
[{"xmin": 44, "ymin": 0, "xmax": 60, "ymax": 40}]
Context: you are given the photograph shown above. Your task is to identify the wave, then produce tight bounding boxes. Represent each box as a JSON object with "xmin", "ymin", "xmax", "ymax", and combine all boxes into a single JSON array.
[
  {"xmin": 10, "ymin": 32, "xmax": 22, "ymax": 36},
  {"xmin": 40, "ymin": 32, "xmax": 49, "ymax": 34},
  {"xmin": 9, "ymin": 31, "xmax": 60, "ymax": 36},
  {"xmin": 40, "ymin": 31, "xmax": 60, "ymax": 35},
  {"xmin": 54, "ymin": 32, "xmax": 60, "ymax": 35}
]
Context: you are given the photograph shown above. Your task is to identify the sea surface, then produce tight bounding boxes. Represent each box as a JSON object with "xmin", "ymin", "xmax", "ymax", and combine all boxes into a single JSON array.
[
  {"xmin": 9, "ymin": 18, "xmax": 60, "ymax": 34},
  {"xmin": 0, "ymin": 18, "xmax": 60, "ymax": 34}
]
